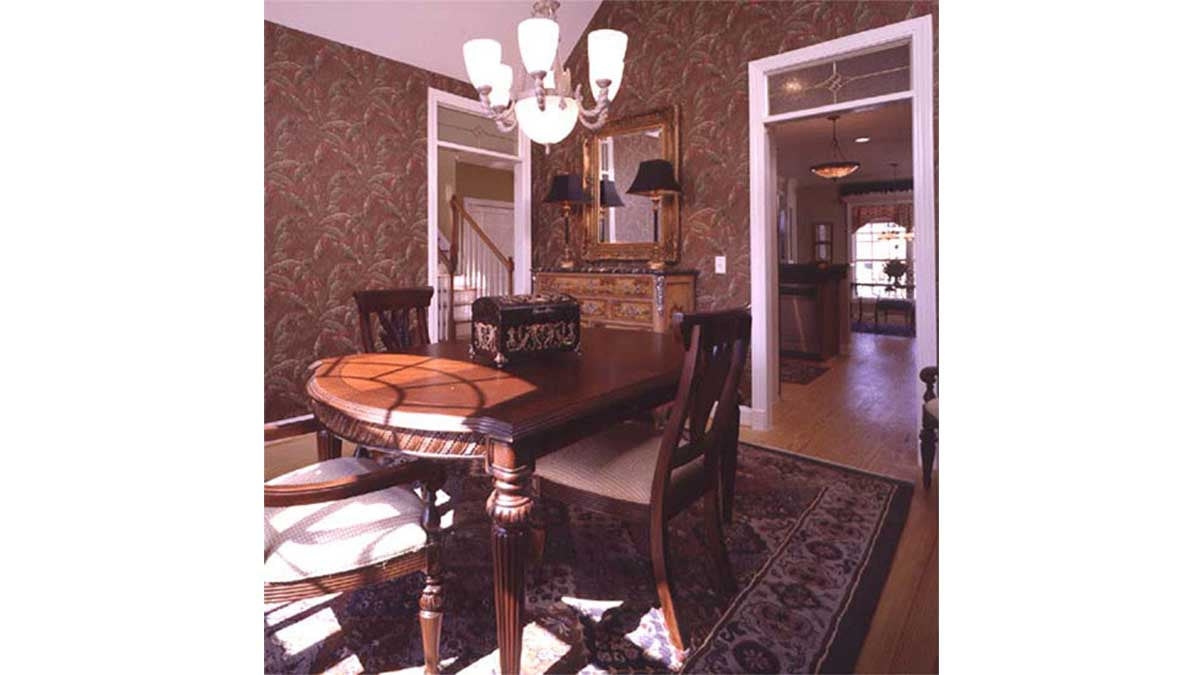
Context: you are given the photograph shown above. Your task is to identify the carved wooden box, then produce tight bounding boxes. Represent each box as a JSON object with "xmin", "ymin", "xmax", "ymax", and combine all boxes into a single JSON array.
[{"xmin": 470, "ymin": 293, "xmax": 581, "ymax": 368}]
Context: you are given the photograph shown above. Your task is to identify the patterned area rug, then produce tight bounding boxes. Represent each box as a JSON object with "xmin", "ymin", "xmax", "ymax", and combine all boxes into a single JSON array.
[
  {"xmin": 265, "ymin": 443, "xmax": 912, "ymax": 674},
  {"xmin": 779, "ymin": 357, "xmax": 830, "ymax": 385},
  {"xmin": 851, "ymin": 321, "xmax": 915, "ymax": 338}
]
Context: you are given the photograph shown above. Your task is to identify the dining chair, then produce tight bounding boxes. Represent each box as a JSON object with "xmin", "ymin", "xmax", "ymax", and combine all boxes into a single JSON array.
[
  {"xmin": 353, "ymin": 287, "xmax": 434, "ymax": 353},
  {"xmin": 532, "ymin": 308, "xmax": 750, "ymax": 655},
  {"xmin": 264, "ymin": 416, "xmax": 449, "ymax": 674},
  {"xmin": 351, "ymin": 287, "xmax": 477, "ymax": 461}
]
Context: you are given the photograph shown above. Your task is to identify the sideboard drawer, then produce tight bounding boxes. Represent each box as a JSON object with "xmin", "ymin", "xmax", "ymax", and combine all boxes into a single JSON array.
[
  {"xmin": 579, "ymin": 298, "xmax": 608, "ymax": 319},
  {"xmin": 532, "ymin": 269, "xmax": 696, "ymax": 335},
  {"xmin": 609, "ymin": 300, "xmax": 653, "ymax": 324}
]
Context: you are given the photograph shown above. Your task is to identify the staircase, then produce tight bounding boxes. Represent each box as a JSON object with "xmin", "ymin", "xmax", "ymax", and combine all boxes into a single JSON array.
[
  {"xmin": 437, "ymin": 273, "xmax": 479, "ymax": 341},
  {"xmin": 438, "ymin": 195, "xmax": 514, "ymax": 341}
]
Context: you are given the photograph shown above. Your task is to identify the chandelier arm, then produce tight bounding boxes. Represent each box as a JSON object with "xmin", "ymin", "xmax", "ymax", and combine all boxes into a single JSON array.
[
  {"xmin": 474, "ymin": 86, "xmax": 516, "ymax": 132},
  {"xmin": 493, "ymin": 114, "xmax": 518, "ymax": 134},
  {"xmin": 575, "ymin": 83, "xmax": 611, "ymax": 120},
  {"xmin": 578, "ymin": 110, "xmax": 609, "ymax": 131},
  {"xmin": 476, "ymin": 86, "xmax": 494, "ymax": 115}
]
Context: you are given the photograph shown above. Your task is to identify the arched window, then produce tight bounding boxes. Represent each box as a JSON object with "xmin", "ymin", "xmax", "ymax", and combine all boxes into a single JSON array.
[{"xmin": 853, "ymin": 220, "xmax": 912, "ymax": 298}]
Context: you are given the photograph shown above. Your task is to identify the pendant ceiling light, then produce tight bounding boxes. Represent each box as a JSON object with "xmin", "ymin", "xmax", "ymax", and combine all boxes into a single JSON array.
[
  {"xmin": 462, "ymin": 0, "xmax": 627, "ymax": 147},
  {"xmin": 810, "ymin": 114, "xmax": 860, "ymax": 180}
]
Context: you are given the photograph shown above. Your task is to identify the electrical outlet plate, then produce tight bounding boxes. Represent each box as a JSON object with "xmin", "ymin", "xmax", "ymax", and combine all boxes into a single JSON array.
[{"xmin": 715, "ymin": 256, "xmax": 726, "ymax": 274}]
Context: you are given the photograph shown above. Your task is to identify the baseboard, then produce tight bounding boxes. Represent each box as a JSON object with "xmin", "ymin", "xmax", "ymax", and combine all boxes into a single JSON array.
[{"xmin": 740, "ymin": 404, "xmax": 769, "ymax": 430}]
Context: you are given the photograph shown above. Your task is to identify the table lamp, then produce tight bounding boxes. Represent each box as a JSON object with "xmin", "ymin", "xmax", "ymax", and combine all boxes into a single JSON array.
[
  {"xmin": 626, "ymin": 159, "xmax": 681, "ymax": 270},
  {"xmin": 598, "ymin": 178, "xmax": 624, "ymax": 243},
  {"xmin": 544, "ymin": 173, "xmax": 591, "ymax": 269}
]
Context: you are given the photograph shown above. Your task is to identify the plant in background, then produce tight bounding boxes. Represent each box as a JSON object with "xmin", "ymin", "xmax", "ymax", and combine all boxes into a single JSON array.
[{"xmin": 884, "ymin": 259, "xmax": 908, "ymax": 289}]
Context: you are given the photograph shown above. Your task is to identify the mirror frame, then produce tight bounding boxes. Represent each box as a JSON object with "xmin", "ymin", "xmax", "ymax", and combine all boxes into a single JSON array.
[{"xmin": 581, "ymin": 105, "xmax": 681, "ymax": 264}]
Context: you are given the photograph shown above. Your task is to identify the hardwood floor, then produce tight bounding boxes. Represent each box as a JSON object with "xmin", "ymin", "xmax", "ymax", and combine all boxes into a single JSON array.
[
  {"xmin": 742, "ymin": 331, "xmax": 937, "ymax": 674},
  {"xmin": 264, "ymin": 330, "xmax": 937, "ymax": 673}
]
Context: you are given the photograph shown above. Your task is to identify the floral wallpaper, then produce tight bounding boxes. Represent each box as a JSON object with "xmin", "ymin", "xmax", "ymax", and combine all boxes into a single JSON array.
[
  {"xmin": 532, "ymin": 0, "xmax": 938, "ymax": 315},
  {"xmin": 264, "ymin": 21, "xmax": 474, "ymax": 421}
]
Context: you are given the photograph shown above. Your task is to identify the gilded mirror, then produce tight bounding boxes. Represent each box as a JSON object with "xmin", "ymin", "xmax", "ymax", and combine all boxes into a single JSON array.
[{"xmin": 581, "ymin": 105, "xmax": 680, "ymax": 264}]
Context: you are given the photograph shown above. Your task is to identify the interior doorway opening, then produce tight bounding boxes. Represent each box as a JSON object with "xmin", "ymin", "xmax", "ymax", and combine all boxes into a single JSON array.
[
  {"xmin": 747, "ymin": 16, "xmax": 936, "ymax": 431},
  {"xmin": 426, "ymin": 88, "xmax": 532, "ymax": 343},
  {"xmin": 770, "ymin": 98, "xmax": 918, "ymax": 447},
  {"xmin": 436, "ymin": 147, "xmax": 516, "ymax": 340}
]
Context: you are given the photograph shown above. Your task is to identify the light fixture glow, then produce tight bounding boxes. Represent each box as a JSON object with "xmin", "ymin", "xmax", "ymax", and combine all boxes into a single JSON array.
[
  {"xmin": 590, "ymin": 63, "xmax": 623, "ymax": 102},
  {"xmin": 462, "ymin": 1, "xmax": 623, "ymax": 147},
  {"xmin": 517, "ymin": 17, "xmax": 559, "ymax": 74},
  {"xmin": 588, "ymin": 29, "xmax": 627, "ymax": 101},
  {"xmin": 854, "ymin": 136, "xmax": 871, "ymax": 143},
  {"xmin": 515, "ymin": 95, "xmax": 579, "ymax": 145},
  {"xmin": 810, "ymin": 115, "xmax": 860, "ymax": 181},
  {"xmin": 463, "ymin": 39, "xmax": 501, "ymax": 89},
  {"xmin": 487, "ymin": 64, "xmax": 513, "ymax": 108}
]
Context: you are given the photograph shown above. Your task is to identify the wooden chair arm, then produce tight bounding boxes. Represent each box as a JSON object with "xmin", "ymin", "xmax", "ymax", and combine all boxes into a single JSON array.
[
  {"xmin": 919, "ymin": 366, "xmax": 938, "ymax": 402},
  {"xmin": 264, "ymin": 414, "xmax": 323, "ymax": 443},
  {"xmin": 265, "ymin": 460, "xmax": 445, "ymax": 508}
]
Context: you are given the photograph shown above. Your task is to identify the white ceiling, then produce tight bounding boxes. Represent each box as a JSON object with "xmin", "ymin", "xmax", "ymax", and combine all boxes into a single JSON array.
[
  {"xmin": 264, "ymin": 1, "xmax": 603, "ymax": 85},
  {"xmin": 775, "ymin": 99, "xmax": 912, "ymax": 187}
]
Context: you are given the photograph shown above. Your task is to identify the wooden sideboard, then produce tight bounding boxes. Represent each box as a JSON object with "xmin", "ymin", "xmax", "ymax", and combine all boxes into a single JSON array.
[{"xmin": 533, "ymin": 268, "xmax": 697, "ymax": 333}]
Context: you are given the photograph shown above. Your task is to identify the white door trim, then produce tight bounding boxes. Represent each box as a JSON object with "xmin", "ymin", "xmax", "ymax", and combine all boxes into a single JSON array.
[
  {"xmin": 747, "ymin": 16, "xmax": 936, "ymax": 430},
  {"xmin": 426, "ymin": 87, "xmax": 532, "ymax": 343}
]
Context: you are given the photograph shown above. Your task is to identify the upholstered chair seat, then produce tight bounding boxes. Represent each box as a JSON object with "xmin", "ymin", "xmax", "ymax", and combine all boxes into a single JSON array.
[
  {"xmin": 530, "ymin": 309, "xmax": 751, "ymax": 657},
  {"xmin": 534, "ymin": 422, "xmax": 708, "ymax": 506},
  {"xmin": 265, "ymin": 457, "xmax": 431, "ymax": 583},
  {"xmin": 264, "ymin": 418, "xmax": 451, "ymax": 674}
]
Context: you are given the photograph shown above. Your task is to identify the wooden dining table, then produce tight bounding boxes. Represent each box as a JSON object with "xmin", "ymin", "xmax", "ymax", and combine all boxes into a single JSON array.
[{"xmin": 305, "ymin": 326, "xmax": 685, "ymax": 673}]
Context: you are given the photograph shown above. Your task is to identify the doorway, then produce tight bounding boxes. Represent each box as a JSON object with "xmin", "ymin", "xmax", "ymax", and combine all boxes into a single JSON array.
[
  {"xmin": 426, "ymin": 87, "xmax": 532, "ymax": 342},
  {"xmin": 746, "ymin": 16, "xmax": 936, "ymax": 430}
]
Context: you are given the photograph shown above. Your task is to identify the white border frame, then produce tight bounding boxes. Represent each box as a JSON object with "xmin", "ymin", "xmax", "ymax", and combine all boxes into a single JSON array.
[
  {"xmin": 427, "ymin": 87, "xmax": 532, "ymax": 342},
  {"xmin": 747, "ymin": 16, "xmax": 936, "ymax": 430}
]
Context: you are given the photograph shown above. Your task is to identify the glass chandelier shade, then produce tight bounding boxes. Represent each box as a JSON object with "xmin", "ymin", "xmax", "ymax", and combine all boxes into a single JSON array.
[
  {"xmin": 488, "ymin": 64, "xmax": 513, "ymax": 108},
  {"xmin": 591, "ymin": 64, "xmax": 622, "ymax": 103},
  {"xmin": 515, "ymin": 95, "xmax": 579, "ymax": 145},
  {"xmin": 810, "ymin": 115, "xmax": 861, "ymax": 180},
  {"xmin": 517, "ymin": 18, "xmax": 559, "ymax": 73},
  {"xmin": 462, "ymin": 1, "xmax": 626, "ymax": 146},
  {"xmin": 463, "ymin": 39, "xmax": 502, "ymax": 88},
  {"xmin": 588, "ymin": 29, "xmax": 627, "ymax": 99}
]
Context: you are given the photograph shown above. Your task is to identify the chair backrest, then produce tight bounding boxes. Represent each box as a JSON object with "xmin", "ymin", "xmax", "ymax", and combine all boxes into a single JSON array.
[
  {"xmin": 352, "ymin": 287, "xmax": 434, "ymax": 353},
  {"xmin": 651, "ymin": 308, "xmax": 751, "ymax": 511}
]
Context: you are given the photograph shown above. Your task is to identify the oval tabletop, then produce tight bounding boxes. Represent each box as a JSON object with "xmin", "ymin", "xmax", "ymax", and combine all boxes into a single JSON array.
[{"xmin": 306, "ymin": 326, "xmax": 684, "ymax": 452}]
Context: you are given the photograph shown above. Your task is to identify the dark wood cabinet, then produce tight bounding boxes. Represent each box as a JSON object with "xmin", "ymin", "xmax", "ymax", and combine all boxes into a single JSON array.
[{"xmin": 779, "ymin": 263, "xmax": 848, "ymax": 359}]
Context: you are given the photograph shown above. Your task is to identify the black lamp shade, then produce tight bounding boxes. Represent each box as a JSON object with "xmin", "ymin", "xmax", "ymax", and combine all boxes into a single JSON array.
[
  {"xmin": 544, "ymin": 174, "xmax": 591, "ymax": 204},
  {"xmin": 599, "ymin": 179, "xmax": 625, "ymax": 207},
  {"xmin": 626, "ymin": 159, "xmax": 681, "ymax": 196}
]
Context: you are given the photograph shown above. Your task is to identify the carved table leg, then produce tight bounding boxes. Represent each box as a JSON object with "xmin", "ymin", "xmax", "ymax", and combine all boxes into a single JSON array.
[
  {"xmin": 420, "ymin": 468, "xmax": 448, "ymax": 674},
  {"xmin": 486, "ymin": 441, "xmax": 533, "ymax": 674}
]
